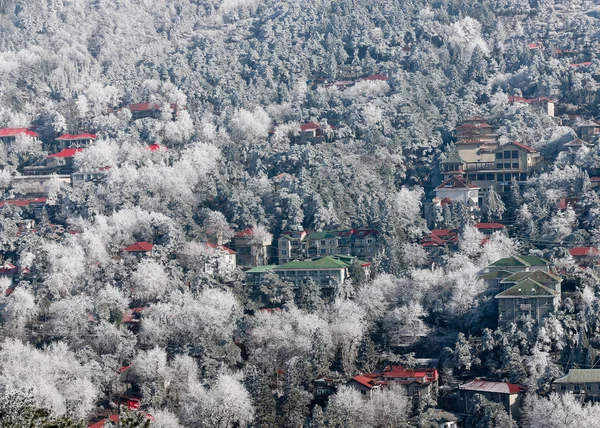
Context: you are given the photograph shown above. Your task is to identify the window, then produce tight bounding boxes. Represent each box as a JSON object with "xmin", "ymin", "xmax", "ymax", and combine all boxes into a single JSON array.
[
  {"xmin": 497, "ymin": 174, "xmax": 503, "ymax": 180},
  {"xmin": 320, "ymin": 240, "xmax": 326, "ymax": 246},
  {"xmin": 320, "ymin": 249, "xmax": 326, "ymax": 254},
  {"xmin": 496, "ymin": 163, "xmax": 503, "ymax": 170},
  {"xmin": 574, "ymin": 385, "xmax": 581, "ymax": 391},
  {"xmin": 468, "ymin": 174, "xmax": 477, "ymax": 180},
  {"xmin": 477, "ymin": 174, "xmax": 485, "ymax": 180},
  {"xmin": 496, "ymin": 153, "xmax": 504, "ymax": 159},
  {"xmin": 281, "ymin": 250, "xmax": 287, "ymax": 255},
  {"xmin": 504, "ymin": 151, "xmax": 511, "ymax": 159},
  {"xmin": 360, "ymin": 390, "xmax": 366, "ymax": 395},
  {"xmin": 367, "ymin": 239, "xmax": 373, "ymax": 244},
  {"xmin": 329, "ymin": 240, "xmax": 335, "ymax": 245},
  {"xmin": 512, "ymin": 150, "xmax": 519, "ymax": 159},
  {"xmin": 587, "ymin": 385, "xmax": 592, "ymax": 391},
  {"xmin": 560, "ymin": 385, "xmax": 566, "ymax": 391},
  {"xmin": 504, "ymin": 163, "xmax": 511, "ymax": 169},
  {"xmin": 486, "ymin": 174, "xmax": 494, "ymax": 180}
]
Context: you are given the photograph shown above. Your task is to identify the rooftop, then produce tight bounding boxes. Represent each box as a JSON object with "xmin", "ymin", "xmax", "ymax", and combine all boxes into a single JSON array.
[
  {"xmin": 56, "ymin": 133, "xmax": 97, "ymax": 140},
  {"xmin": 0, "ymin": 128, "xmax": 39, "ymax": 138},
  {"xmin": 495, "ymin": 278, "xmax": 559, "ymax": 298},
  {"xmin": 436, "ymin": 175, "xmax": 479, "ymax": 190},
  {"xmin": 554, "ymin": 369, "xmax": 600, "ymax": 384},
  {"xmin": 459, "ymin": 379, "xmax": 525, "ymax": 394},
  {"xmin": 122, "ymin": 242, "xmax": 154, "ymax": 252},
  {"xmin": 570, "ymin": 247, "xmax": 600, "ymax": 257},
  {"xmin": 490, "ymin": 255, "xmax": 550, "ymax": 267},
  {"xmin": 275, "ymin": 255, "xmax": 368, "ymax": 270},
  {"xmin": 46, "ymin": 147, "xmax": 84, "ymax": 158}
]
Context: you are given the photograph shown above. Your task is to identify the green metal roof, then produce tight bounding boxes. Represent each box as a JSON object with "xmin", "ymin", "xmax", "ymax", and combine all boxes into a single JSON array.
[
  {"xmin": 519, "ymin": 255, "xmax": 551, "ymax": 266},
  {"xmin": 441, "ymin": 153, "xmax": 465, "ymax": 164},
  {"xmin": 479, "ymin": 270, "xmax": 512, "ymax": 280},
  {"xmin": 554, "ymin": 369, "xmax": 600, "ymax": 384},
  {"xmin": 305, "ymin": 231, "xmax": 338, "ymax": 240},
  {"xmin": 490, "ymin": 255, "xmax": 550, "ymax": 267},
  {"xmin": 495, "ymin": 278, "xmax": 559, "ymax": 298},
  {"xmin": 501, "ymin": 270, "xmax": 561, "ymax": 285},
  {"xmin": 246, "ymin": 265, "xmax": 276, "ymax": 273},
  {"xmin": 275, "ymin": 255, "xmax": 353, "ymax": 270}
]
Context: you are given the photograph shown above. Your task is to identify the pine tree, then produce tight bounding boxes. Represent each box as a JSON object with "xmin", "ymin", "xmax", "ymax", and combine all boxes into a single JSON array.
[
  {"xmin": 278, "ymin": 360, "xmax": 311, "ymax": 428},
  {"xmin": 245, "ymin": 366, "xmax": 277, "ymax": 428},
  {"xmin": 306, "ymin": 405, "xmax": 326, "ymax": 428},
  {"xmin": 309, "ymin": 329, "xmax": 331, "ymax": 377},
  {"xmin": 298, "ymin": 280, "xmax": 324, "ymax": 313},
  {"xmin": 356, "ymin": 336, "xmax": 378, "ymax": 373},
  {"xmin": 482, "ymin": 187, "xmax": 506, "ymax": 222}
]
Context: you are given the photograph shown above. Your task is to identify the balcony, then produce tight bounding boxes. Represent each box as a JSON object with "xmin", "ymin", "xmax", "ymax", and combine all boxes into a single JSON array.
[{"xmin": 464, "ymin": 162, "xmax": 496, "ymax": 171}]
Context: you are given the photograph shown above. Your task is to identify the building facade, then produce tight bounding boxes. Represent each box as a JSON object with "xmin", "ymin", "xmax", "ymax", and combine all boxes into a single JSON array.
[{"xmin": 553, "ymin": 369, "xmax": 600, "ymax": 402}]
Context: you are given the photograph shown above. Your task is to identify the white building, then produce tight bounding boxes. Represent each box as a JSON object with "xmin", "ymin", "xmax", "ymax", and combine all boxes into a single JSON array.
[{"xmin": 434, "ymin": 175, "xmax": 480, "ymax": 207}]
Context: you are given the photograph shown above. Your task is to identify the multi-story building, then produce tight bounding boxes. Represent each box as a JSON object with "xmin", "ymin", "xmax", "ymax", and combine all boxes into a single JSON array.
[
  {"xmin": 295, "ymin": 121, "xmax": 335, "ymax": 144},
  {"xmin": 55, "ymin": 133, "xmax": 97, "ymax": 149},
  {"xmin": 348, "ymin": 365, "xmax": 439, "ymax": 401},
  {"xmin": 277, "ymin": 229, "xmax": 380, "ymax": 264},
  {"xmin": 232, "ymin": 228, "xmax": 272, "ymax": 268},
  {"xmin": 443, "ymin": 118, "xmax": 543, "ymax": 197},
  {"xmin": 456, "ymin": 380, "xmax": 525, "ymax": 419},
  {"xmin": 247, "ymin": 255, "xmax": 370, "ymax": 303},
  {"xmin": 553, "ymin": 369, "xmax": 600, "ymax": 402},
  {"xmin": 495, "ymin": 278, "xmax": 560, "ymax": 326},
  {"xmin": 508, "ymin": 96, "xmax": 555, "ymax": 116},
  {"xmin": 0, "ymin": 128, "xmax": 40, "ymax": 146},
  {"xmin": 487, "ymin": 255, "xmax": 551, "ymax": 273}
]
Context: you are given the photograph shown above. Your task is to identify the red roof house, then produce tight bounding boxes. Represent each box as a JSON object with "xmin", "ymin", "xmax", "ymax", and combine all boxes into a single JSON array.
[
  {"xmin": 0, "ymin": 128, "xmax": 39, "ymax": 139},
  {"xmin": 56, "ymin": 133, "xmax": 97, "ymax": 141},
  {"xmin": 0, "ymin": 198, "xmax": 47, "ymax": 208},
  {"xmin": 122, "ymin": 242, "xmax": 154, "ymax": 253},
  {"xmin": 147, "ymin": 143, "xmax": 167, "ymax": 152},
  {"xmin": 46, "ymin": 147, "xmax": 84, "ymax": 158}
]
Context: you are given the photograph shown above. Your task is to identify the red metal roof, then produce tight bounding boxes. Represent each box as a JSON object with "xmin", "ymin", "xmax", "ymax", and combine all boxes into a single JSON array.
[
  {"xmin": 527, "ymin": 43, "xmax": 540, "ymax": 49},
  {"xmin": 570, "ymin": 62, "xmax": 592, "ymax": 68},
  {"xmin": 0, "ymin": 198, "xmax": 47, "ymax": 208},
  {"xmin": 206, "ymin": 242, "xmax": 236, "ymax": 254},
  {"xmin": 147, "ymin": 143, "xmax": 167, "ymax": 152},
  {"xmin": 0, "ymin": 128, "xmax": 39, "ymax": 138},
  {"xmin": 350, "ymin": 375, "xmax": 378, "ymax": 389},
  {"xmin": 122, "ymin": 242, "xmax": 154, "ymax": 252},
  {"xmin": 511, "ymin": 141, "xmax": 536, "ymax": 153},
  {"xmin": 300, "ymin": 122, "xmax": 321, "ymax": 131},
  {"xmin": 89, "ymin": 414, "xmax": 119, "ymax": 428},
  {"xmin": 436, "ymin": 175, "xmax": 479, "ymax": 189},
  {"xmin": 570, "ymin": 247, "xmax": 600, "ymax": 257},
  {"xmin": 358, "ymin": 74, "xmax": 388, "ymax": 81},
  {"xmin": 475, "ymin": 222, "xmax": 505, "ymax": 230},
  {"xmin": 459, "ymin": 379, "xmax": 525, "ymax": 395},
  {"xmin": 46, "ymin": 147, "xmax": 84, "ymax": 158},
  {"xmin": 56, "ymin": 133, "xmax": 97, "ymax": 140},
  {"xmin": 234, "ymin": 228, "xmax": 255, "ymax": 237},
  {"xmin": 127, "ymin": 102, "xmax": 161, "ymax": 112}
]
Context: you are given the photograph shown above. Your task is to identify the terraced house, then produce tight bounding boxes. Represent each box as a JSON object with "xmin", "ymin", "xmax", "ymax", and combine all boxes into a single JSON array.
[
  {"xmin": 277, "ymin": 228, "xmax": 379, "ymax": 265},
  {"xmin": 247, "ymin": 255, "xmax": 371, "ymax": 303}
]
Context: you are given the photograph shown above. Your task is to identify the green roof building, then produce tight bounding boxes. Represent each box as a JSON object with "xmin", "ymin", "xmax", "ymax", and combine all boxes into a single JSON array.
[
  {"xmin": 554, "ymin": 369, "xmax": 600, "ymax": 399},
  {"xmin": 495, "ymin": 278, "xmax": 560, "ymax": 326}
]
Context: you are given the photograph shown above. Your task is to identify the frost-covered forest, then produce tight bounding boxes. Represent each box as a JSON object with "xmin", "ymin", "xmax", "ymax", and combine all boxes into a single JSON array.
[{"xmin": 3, "ymin": 0, "xmax": 600, "ymax": 427}]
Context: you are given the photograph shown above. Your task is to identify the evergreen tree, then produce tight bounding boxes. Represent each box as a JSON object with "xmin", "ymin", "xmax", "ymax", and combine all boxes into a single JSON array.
[
  {"xmin": 305, "ymin": 405, "xmax": 325, "ymax": 428},
  {"xmin": 298, "ymin": 280, "xmax": 324, "ymax": 313},
  {"xmin": 278, "ymin": 360, "xmax": 311, "ymax": 428},
  {"xmin": 245, "ymin": 366, "xmax": 277, "ymax": 428},
  {"xmin": 482, "ymin": 187, "xmax": 506, "ymax": 222},
  {"xmin": 309, "ymin": 329, "xmax": 331, "ymax": 377},
  {"xmin": 356, "ymin": 336, "xmax": 378, "ymax": 373}
]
